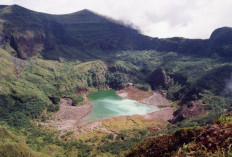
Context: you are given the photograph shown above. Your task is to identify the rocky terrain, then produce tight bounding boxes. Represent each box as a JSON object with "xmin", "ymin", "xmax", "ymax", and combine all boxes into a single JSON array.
[
  {"xmin": 0, "ymin": 4, "xmax": 232, "ymax": 157},
  {"xmin": 117, "ymin": 87, "xmax": 171, "ymax": 107}
]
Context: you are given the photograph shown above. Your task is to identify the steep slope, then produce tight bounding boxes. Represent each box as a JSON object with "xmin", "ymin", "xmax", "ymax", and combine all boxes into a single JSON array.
[
  {"xmin": 0, "ymin": 126, "xmax": 47, "ymax": 157},
  {"xmin": 160, "ymin": 27, "xmax": 232, "ymax": 57},
  {"xmin": 1, "ymin": 5, "xmax": 232, "ymax": 156},
  {"xmin": 208, "ymin": 27, "xmax": 232, "ymax": 58},
  {"xmin": 0, "ymin": 5, "xmax": 154, "ymax": 60},
  {"xmin": 0, "ymin": 5, "xmax": 232, "ymax": 61},
  {"xmin": 126, "ymin": 112, "xmax": 232, "ymax": 157}
]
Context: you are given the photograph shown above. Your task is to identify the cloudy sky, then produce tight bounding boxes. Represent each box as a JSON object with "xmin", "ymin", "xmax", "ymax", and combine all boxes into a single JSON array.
[{"xmin": 0, "ymin": 0, "xmax": 232, "ymax": 39}]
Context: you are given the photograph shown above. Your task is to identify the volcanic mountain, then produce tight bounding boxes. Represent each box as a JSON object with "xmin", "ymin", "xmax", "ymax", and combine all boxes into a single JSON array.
[{"xmin": 0, "ymin": 5, "xmax": 232, "ymax": 60}]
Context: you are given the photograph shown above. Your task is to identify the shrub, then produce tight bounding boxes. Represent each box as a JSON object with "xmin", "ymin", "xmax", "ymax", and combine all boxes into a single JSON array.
[
  {"xmin": 106, "ymin": 72, "xmax": 128, "ymax": 89},
  {"xmin": 23, "ymin": 100, "xmax": 46, "ymax": 118},
  {"xmin": 49, "ymin": 96, "xmax": 60, "ymax": 104},
  {"xmin": 167, "ymin": 85, "xmax": 182, "ymax": 100},
  {"xmin": 47, "ymin": 103, "xmax": 59, "ymax": 112},
  {"xmin": 106, "ymin": 133, "xmax": 114, "ymax": 140},
  {"xmin": 125, "ymin": 128, "xmax": 201, "ymax": 157},
  {"xmin": 134, "ymin": 84, "xmax": 150, "ymax": 91},
  {"xmin": 7, "ymin": 112, "xmax": 30, "ymax": 128},
  {"xmin": 72, "ymin": 95, "xmax": 84, "ymax": 106}
]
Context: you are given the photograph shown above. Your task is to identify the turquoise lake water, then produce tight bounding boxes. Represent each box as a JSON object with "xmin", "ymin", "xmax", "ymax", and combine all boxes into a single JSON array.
[{"xmin": 83, "ymin": 89, "xmax": 160, "ymax": 122}]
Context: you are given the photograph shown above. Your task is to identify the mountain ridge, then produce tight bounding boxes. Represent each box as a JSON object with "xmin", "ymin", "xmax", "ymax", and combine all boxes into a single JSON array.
[
  {"xmin": 0, "ymin": 5, "xmax": 151, "ymax": 60},
  {"xmin": 0, "ymin": 4, "xmax": 232, "ymax": 157},
  {"xmin": 0, "ymin": 4, "xmax": 231, "ymax": 60}
]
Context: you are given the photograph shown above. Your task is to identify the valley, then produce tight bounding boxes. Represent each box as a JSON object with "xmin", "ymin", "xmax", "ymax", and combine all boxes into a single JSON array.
[{"xmin": 0, "ymin": 4, "xmax": 232, "ymax": 157}]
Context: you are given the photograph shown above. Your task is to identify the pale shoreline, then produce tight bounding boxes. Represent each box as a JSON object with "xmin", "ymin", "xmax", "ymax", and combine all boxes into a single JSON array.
[
  {"xmin": 80, "ymin": 87, "xmax": 173, "ymax": 125},
  {"xmin": 80, "ymin": 107, "xmax": 174, "ymax": 125},
  {"xmin": 43, "ymin": 88, "xmax": 174, "ymax": 133},
  {"xmin": 116, "ymin": 87, "xmax": 171, "ymax": 107}
]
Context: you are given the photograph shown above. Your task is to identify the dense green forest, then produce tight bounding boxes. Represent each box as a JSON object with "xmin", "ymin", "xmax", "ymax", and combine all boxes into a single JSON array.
[{"xmin": 0, "ymin": 4, "xmax": 232, "ymax": 156}]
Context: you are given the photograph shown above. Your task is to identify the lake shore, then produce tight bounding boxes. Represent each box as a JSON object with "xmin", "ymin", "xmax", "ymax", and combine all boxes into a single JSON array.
[
  {"xmin": 42, "ymin": 88, "xmax": 174, "ymax": 137},
  {"xmin": 43, "ymin": 98, "xmax": 93, "ymax": 131},
  {"xmin": 116, "ymin": 87, "xmax": 171, "ymax": 107},
  {"xmin": 73, "ymin": 107, "xmax": 174, "ymax": 139}
]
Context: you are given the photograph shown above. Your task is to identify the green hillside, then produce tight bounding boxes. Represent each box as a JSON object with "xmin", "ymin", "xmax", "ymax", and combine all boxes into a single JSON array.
[
  {"xmin": 126, "ymin": 112, "xmax": 232, "ymax": 157},
  {"xmin": 0, "ymin": 4, "xmax": 232, "ymax": 156}
]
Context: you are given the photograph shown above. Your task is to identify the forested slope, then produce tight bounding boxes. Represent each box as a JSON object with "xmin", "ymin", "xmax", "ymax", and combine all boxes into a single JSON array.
[{"xmin": 0, "ymin": 4, "xmax": 232, "ymax": 156}]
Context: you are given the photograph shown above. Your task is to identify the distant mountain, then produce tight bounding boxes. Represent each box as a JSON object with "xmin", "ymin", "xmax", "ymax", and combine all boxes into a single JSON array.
[
  {"xmin": 0, "ymin": 5, "xmax": 153, "ymax": 60},
  {"xmin": 0, "ymin": 5, "xmax": 232, "ymax": 60},
  {"xmin": 208, "ymin": 27, "xmax": 232, "ymax": 57},
  {"xmin": 1, "ymin": 5, "xmax": 232, "ymax": 157}
]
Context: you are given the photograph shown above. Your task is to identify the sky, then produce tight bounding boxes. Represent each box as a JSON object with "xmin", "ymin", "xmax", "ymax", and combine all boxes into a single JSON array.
[{"xmin": 0, "ymin": 0, "xmax": 232, "ymax": 39}]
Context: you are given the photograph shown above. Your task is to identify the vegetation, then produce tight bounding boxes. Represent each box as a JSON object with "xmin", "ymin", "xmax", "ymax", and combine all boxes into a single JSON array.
[
  {"xmin": 1, "ymin": 44, "xmax": 232, "ymax": 156},
  {"xmin": 69, "ymin": 94, "xmax": 84, "ymax": 106},
  {"xmin": 134, "ymin": 84, "xmax": 151, "ymax": 91},
  {"xmin": 126, "ymin": 113, "xmax": 232, "ymax": 157},
  {"xmin": 0, "ymin": 4, "xmax": 232, "ymax": 156},
  {"xmin": 1, "ymin": 43, "xmax": 232, "ymax": 156}
]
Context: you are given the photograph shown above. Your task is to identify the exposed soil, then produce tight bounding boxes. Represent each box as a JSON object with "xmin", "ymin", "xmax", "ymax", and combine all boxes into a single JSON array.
[
  {"xmin": 145, "ymin": 108, "xmax": 174, "ymax": 121},
  {"xmin": 116, "ymin": 87, "xmax": 171, "ymax": 107},
  {"xmin": 44, "ymin": 98, "xmax": 92, "ymax": 130},
  {"xmin": 170, "ymin": 101, "xmax": 206, "ymax": 124},
  {"xmin": 42, "ymin": 98, "xmax": 120, "ymax": 136},
  {"xmin": 73, "ymin": 120, "xmax": 118, "ymax": 137},
  {"xmin": 73, "ymin": 109, "xmax": 173, "ymax": 139},
  {"xmin": 42, "ymin": 88, "xmax": 174, "ymax": 138}
]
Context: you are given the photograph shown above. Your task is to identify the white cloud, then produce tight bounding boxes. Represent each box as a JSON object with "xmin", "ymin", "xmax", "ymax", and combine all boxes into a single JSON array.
[{"xmin": 0, "ymin": 0, "xmax": 232, "ymax": 38}]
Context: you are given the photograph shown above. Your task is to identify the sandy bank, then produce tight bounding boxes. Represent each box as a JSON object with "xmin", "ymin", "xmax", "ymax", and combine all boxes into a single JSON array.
[
  {"xmin": 146, "ymin": 108, "xmax": 174, "ymax": 121},
  {"xmin": 73, "ymin": 107, "xmax": 174, "ymax": 139},
  {"xmin": 45, "ymin": 98, "xmax": 92, "ymax": 130},
  {"xmin": 41, "ymin": 89, "xmax": 174, "ymax": 138},
  {"xmin": 116, "ymin": 87, "xmax": 171, "ymax": 107}
]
